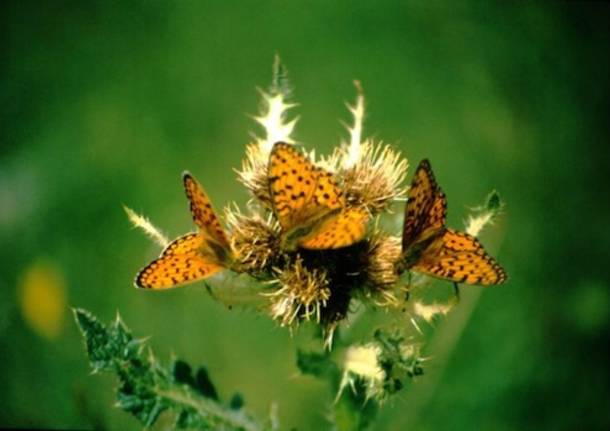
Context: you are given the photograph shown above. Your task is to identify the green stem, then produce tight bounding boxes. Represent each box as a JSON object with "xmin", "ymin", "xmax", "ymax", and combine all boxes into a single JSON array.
[{"xmin": 157, "ymin": 387, "xmax": 263, "ymax": 431}]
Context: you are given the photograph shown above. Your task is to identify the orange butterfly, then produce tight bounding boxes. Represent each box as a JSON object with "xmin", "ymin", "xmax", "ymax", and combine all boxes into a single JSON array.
[
  {"xmin": 401, "ymin": 159, "xmax": 507, "ymax": 286},
  {"xmin": 135, "ymin": 173, "xmax": 232, "ymax": 289},
  {"xmin": 268, "ymin": 142, "xmax": 369, "ymax": 251}
]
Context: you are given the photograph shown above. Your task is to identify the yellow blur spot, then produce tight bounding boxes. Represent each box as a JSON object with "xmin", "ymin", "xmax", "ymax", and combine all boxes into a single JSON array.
[{"xmin": 18, "ymin": 260, "xmax": 66, "ymax": 340}]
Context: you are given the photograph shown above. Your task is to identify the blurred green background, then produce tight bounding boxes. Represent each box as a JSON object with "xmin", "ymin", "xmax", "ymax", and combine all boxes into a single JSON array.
[{"xmin": 2, "ymin": 1, "xmax": 609, "ymax": 430}]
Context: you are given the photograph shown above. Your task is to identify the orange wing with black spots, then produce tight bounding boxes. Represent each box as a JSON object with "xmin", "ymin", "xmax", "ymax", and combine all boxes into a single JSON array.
[
  {"xmin": 135, "ymin": 233, "xmax": 223, "ymax": 289},
  {"xmin": 268, "ymin": 142, "xmax": 367, "ymax": 250},
  {"xmin": 183, "ymin": 172, "xmax": 229, "ymax": 248},
  {"xmin": 160, "ymin": 231, "xmax": 204, "ymax": 256},
  {"xmin": 299, "ymin": 207, "xmax": 369, "ymax": 249},
  {"xmin": 135, "ymin": 173, "xmax": 231, "ymax": 290},
  {"xmin": 268, "ymin": 142, "xmax": 342, "ymax": 230},
  {"xmin": 402, "ymin": 159, "xmax": 507, "ymax": 286},
  {"xmin": 402, "ymin": 159, "xmax": 446, "ymax": 250},
  {"xmin": 312, "ymin": 169, "xmax": 344, "ymax": 211},
  {"xmin": 412, "ymin": 229, "xmax": 507, "ymax": 285}
]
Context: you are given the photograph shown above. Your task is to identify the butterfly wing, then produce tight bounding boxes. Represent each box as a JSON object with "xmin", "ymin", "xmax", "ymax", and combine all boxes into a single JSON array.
[
  {"xmin": 269, "ymin": 142, "xmax": 368, "ymax": 249},
  {"xmin": 412, "ymin": 228, "xmax": 507, "ymax": 286},
  {"xmin": 135, "ymin": 233, "xmax": 223, "ymax": 289},
  {"xmin": 269, "ymin": 142, "xmax": 319, "ymax": 230},
  {"xmin": 402, "ymin": 159, "xmax": 447, "ymax": 251},
  {"xmin": 311, "ymin": 169, "xmax": 344, "ymax": 211},
  {"xmin": 269, "ymin": 142, "xmax": 343, "ymax": 230},
  {"xmin": 183, "ymin": 172, "xmax": 230, "ymax": 249},
  {"xmin": 299, "ymin": 207, "xmax": 368, "ymax": 249},
  {"xmin": 403, "ymin": 160, "xmax": 506, "ymax": 285}
]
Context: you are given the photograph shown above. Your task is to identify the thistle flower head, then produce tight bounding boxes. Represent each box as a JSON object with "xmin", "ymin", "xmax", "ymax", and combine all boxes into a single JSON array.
[
  {"xmin": 267, "ymin": 257, "xmax": 331, "ymax": 326},
  {"xmin": 320, "ymin": 83, "xmax": 408, "ymax": 213},
  {"xmin": 337, "ymin": 343, "xmax": 384, "ymax": 401},
  {"xmin": 236, "ymin": 142, "xmax": 275, "ymax": 206},
  {"xmin": 225, "ymin": 205, "xmax": 281, "ymax": 276},
  {"xmin": 331, "ymin": 141, "xmax": 408, "ymax": 214},
  {"xmin": 362, "ymin": 231, "xmax": 402, "ymax": 304},
  {"xmin": 232, "ymin": 75, "xmax": 409, "ymax": 335},
  {"xmin": 337, "ymin": 330, "xmax": 424, "ymax": 403}
]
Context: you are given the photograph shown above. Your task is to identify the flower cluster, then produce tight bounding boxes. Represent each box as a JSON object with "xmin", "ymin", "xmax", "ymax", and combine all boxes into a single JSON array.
[
  {"xmin": 128, "ymin": 56, "xmax": 505, "ymax": 350},
  {"xmin": 226, "ymin": 60, "xmax": 410, "ymax": 341}
]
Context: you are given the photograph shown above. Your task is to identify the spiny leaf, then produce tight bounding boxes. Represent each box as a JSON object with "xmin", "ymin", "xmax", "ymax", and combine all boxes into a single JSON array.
[
  {"xmin": 269, "ymin": 53, "xmax": 292, "ymax": 98},
  {"xmin": 74, "ymin": 308, "xmax": 264, "ymax": 431},
  {"xmin": 486, "ymin": 189, "xmax": 502, "ymax": 212}
]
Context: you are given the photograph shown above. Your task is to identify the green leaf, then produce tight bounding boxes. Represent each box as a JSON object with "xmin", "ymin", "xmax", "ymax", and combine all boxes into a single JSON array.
[
  {"xmin": 229, "ymin": 393, "xmax": 244, "ymax": 410},
  {"xmin": 73, "ymin": 308, "xmax": 120, "ymax": 372},
  {"xmin": 333, "ymin": 379, "xmax": 378, "ymax": 431},
  {"xmin": 195, "ymin": 367, "xmax": 219, "ymax": 400},
  {"xmin": 172, "ymin": 360, "xmax": 195, "ymax": 386},
  {"xmin": 374, "ymin": 329, "xmax": 424, "ymax": 390},
  {"xmin": 74, "ymin": 307, "xmax": 265, "ymax": 431},
  {"xmin": 296, "ymin": 350, "xmax": 339, "ymax": 382}
]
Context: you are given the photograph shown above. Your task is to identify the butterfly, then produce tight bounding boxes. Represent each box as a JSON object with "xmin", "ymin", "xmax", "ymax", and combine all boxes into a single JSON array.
[
  {"xmin": 401, "ymin": 159, "xmax": 507, "ymax": 286},
  {"xmin": 268, "ymin": 142, "xmax": 369, "ymax": 251},
  {"xmin": 135, "ymin": 173, "xmax": 232, "ymax": 289}
]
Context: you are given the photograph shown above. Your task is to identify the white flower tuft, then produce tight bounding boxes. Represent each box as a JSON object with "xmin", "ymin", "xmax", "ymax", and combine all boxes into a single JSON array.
[
  {"xmin": 253, "ymin": 90, "xmax": 298, "ymax": 153},
  {"xmin": 342, "ymin": 81, "xmax": 366, "ymax": 170},
  {"xmin": 123, "ymin": 205, "xmax": 169, "ymax": 248}
]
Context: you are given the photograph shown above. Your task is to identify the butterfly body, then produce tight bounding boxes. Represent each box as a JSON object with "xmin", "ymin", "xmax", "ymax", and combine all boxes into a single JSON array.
[
  {"xmin": 268, "ymin": 142, "xmax": 368, "ymax": 251},
  {"xmin": 135, "ymin": 173, "xmax": 232, "ymax": 289},
  {"xmin": 401, "ymin": 159, "xmax": 507, "ymax": 286},
  {"xmin": 280, "ymin": 207, "xmax": 343, "ymax": 251},
  {"xmin": 401, "ymin": 227, "xmax": 445, "ymax": 269}
]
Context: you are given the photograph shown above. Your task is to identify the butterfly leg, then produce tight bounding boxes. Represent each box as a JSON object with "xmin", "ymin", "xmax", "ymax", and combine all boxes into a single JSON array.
[
  {"xmin": 404, "ymin": 272, "xmax": 413, "ymax": 301},
  {"xmin": 204, "ymin": 282, "xmax": 216, "ymax": 299},
  {"xmin": 453, "ymin": 282, "xmax": 461, "ymax": 302}
]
